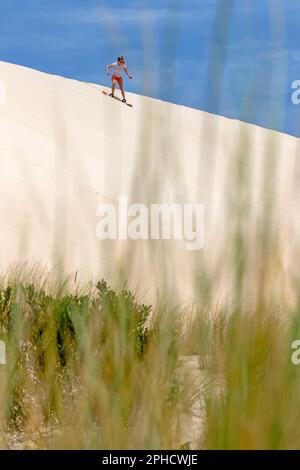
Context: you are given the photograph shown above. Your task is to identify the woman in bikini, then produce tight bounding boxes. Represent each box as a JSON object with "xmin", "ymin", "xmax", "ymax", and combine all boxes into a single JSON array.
[{"xmin": 106, "ymin": 56, "xmax": 133, "ymax": 103}]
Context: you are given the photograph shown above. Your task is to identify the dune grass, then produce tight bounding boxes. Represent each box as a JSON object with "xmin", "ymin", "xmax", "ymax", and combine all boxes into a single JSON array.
[{"xmin": 0, "ymin": 274, "xmax": 300, "ymax": 450}]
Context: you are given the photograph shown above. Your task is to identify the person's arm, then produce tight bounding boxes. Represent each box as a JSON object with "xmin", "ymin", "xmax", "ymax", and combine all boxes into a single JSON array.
[
  {"xmin": 106, "ymin": 64, "xmax": 113, "ymax": 75},
  {"xmin": 123, "ymin": 66, "xmax": 133, "ymax": 79}
]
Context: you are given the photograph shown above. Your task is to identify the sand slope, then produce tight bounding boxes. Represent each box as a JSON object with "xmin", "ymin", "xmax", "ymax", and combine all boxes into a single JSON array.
[{"xmin": 0, "ymin": 61, "xmax": 299, "ymax": 306}]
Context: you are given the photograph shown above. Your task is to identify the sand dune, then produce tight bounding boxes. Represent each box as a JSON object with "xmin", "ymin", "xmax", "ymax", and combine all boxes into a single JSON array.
[{"xmin": 0, "ymin": 61, "xmax": 299, "ymax": 307}]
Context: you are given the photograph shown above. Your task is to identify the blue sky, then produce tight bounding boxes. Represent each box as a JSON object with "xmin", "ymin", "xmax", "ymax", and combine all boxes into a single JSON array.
[{"xmin": 1, "ymin": 0, "xmax": 300, "ymax": 136}]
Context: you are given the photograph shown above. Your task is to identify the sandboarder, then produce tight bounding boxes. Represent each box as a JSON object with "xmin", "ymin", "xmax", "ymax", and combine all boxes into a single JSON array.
[{"xmin": 106, "ymin": 56, "xmax": 132, "ymax": 103}]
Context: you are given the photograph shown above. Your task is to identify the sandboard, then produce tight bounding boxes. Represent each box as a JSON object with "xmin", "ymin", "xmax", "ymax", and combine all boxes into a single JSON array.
[{"xmin": 102, "ymin": 90, "xmax": 133, "ymax": 107}]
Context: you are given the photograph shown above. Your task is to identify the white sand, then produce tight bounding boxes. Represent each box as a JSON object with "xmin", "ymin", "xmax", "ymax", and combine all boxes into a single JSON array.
[{"xmin": 0, "ymin": 61, "xmax": 299, "ymax": 307}]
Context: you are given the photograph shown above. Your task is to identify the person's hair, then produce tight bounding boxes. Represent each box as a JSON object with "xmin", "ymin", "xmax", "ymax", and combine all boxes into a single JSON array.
[{"xmin": 118, "ymin": 56, "xmax": 125, "ymax": 62}]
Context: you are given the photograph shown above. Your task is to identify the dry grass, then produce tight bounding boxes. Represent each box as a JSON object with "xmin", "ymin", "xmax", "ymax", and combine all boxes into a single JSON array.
[{"xmin": 0, "ymin": 274, "xmax": 300, "ymax": 449}]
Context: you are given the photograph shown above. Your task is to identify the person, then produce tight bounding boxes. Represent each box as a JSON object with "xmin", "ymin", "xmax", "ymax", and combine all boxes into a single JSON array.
[{"xmin": 106, "ymin": 56, "xmax": 132, "ymax": 103}]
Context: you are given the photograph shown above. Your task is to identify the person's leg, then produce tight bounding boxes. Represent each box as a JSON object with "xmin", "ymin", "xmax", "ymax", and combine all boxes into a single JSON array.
[
  {"xmin": 118, "ymin": 77, "xmax": 126, "ymax": 100},
  {"xmin": 110, "ymin": 76, "xmax": 116, "ymax": 96}
]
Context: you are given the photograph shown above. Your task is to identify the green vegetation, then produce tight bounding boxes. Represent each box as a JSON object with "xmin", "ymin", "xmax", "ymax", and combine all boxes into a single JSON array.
[{"xmin": 0, "ymin": 276, "xmax": 300, "ymax": 449}]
